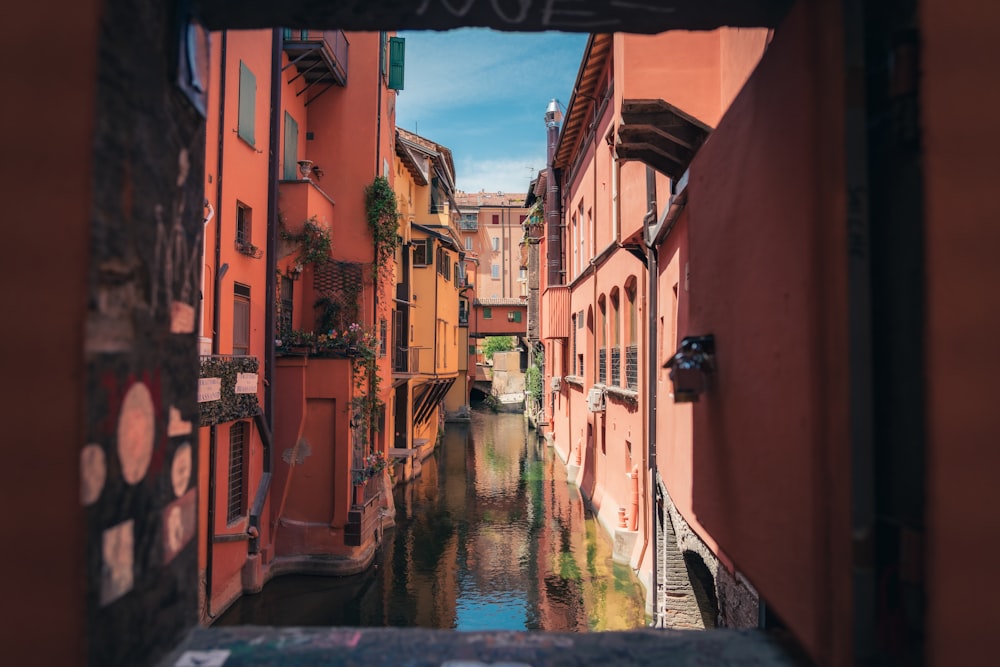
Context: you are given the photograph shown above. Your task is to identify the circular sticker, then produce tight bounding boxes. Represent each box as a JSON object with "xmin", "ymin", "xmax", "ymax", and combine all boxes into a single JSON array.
[
  {"xmin": 171, "ymin": 442, "xmax": 192, "ymax": 497},
  {"xmin": 80, "ymin": 444, "xmax": 106, "ymax": 505},
  {"xmin": 117, "ymin": 382, "xmax": 155, "ymax": 485}
]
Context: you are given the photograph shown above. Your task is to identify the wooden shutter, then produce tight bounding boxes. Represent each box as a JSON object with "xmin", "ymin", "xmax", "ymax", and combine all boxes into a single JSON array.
[
  {"xmin": 283, "ymin": 112, "xmax": 298, "ymax": 180},
  {"xmin": 388, "ymin": 37, "xmax": 405, "ymax": 90},
  {"xmin": 238, "ymin": 62, "xmax": 256, "ymax": 145},
  {"xmin": 233, "ymin": 284, "xmax": 250, "ymax": 355}
]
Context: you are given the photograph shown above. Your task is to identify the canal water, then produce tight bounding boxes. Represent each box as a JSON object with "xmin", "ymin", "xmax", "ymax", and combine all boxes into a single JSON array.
[{"xmin": 217, "ymin": 410, "xmax": 648, "ymax": 631}]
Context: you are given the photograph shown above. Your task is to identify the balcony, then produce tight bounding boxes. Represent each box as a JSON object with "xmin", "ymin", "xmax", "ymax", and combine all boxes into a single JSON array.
[
  {"xmin": 198, "ymin": 355, "xmax": 260, "ymax": 426},
  {"xmin": 459, "ymin": 216, "xmax": 478, "ymax": 231},
  {"xmin": 282, "ymin": 29, "xmax": 349, "ymax": 102}
]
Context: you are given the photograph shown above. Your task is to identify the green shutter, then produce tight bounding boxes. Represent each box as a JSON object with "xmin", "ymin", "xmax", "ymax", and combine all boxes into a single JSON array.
[
  {"xmin": 238, "ymin": 61, "xmax": 256, "ymax": 146},
  {"xmin": 388, "ymin": 37, "xmax": 405, "ymax": 91},
  {"xmin": 513, "ymin": 311, "xmax": 522, "ymax": 323},
  {"xmin": 283, "ymin": 112, "xmax": 298, "ymax": 180}
]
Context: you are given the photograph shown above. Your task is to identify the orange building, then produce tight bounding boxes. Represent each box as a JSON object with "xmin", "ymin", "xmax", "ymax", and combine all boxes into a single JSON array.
[
  {"xmin": 392, "ymin": 128, "xmax": 464, "ymax": 473},
  {"xmin": 542, "ymin": 29, "xmax": 770, "ymax": 627},
  {"xmin": 455, "ymin": 192, "xmax": 530, "ymax": 387},
  {"xmin": 198, "ymin": 27, "xmax": 402, "ymax": 621}
]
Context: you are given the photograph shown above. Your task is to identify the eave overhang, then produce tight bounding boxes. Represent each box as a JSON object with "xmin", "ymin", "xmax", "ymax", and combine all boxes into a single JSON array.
[{"xmin": 617, "ymin": 99, "xmax": 713, "ymax": 181}]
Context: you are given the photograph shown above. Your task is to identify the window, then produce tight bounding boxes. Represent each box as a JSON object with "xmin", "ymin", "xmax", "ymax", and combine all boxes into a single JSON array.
[
  {"xmin": 379, "ymin": 318, "xmax": 387, "ymax": 357},
  {"xmin": 238, "ymin": 61, "xmax": 256, "ymax": 146},
  {"xmin": 283, "ymin": 112, "xmax": 299, "ymax": 180},
  {"xmin": 413, "ymin": 239, "xmax": 430, "ymax": 266},
  {"xmin": 279, "ymin": 277, "xmax": 293, "ymax": 335},
  {"xmin": 469, "ymin": 344, "xmax": 476, "ymax": 355},
  {"xmin": 465, "ymin": 237, "xmax": 473, "ymax": 250},
  {"xmin": 507, "ymin": 310, "xmax": 522, "ymax": 323},
  {"xmin": 491, "ymin": 264, "xmax": 500, "ymax": 279},
  {"xmin": 388, "ymin": 36, "xmax": 405, "ymax": 90},
  {"xmin": 492, "ymin": 214, "xmax": 499, "ymax": 225},
  {"xmin": 454, "ymin": 262, "xmax": 460, "ymax": 285},
  {"xmin": 626, "ymin": 280, "xmax": 638, "ymax": 390},
  {"xmin": 227, "ymin": 422, "xmax": 247, "ymax": 523},
  {"xmin": 236, "ymin": 202, "xmax": 251, "ymax": 248},
  {"xmin": 233, "ymin": 283, "xmax": 250, "ymax": 355},
  {"xmin": 491, "ymin": 237, "xmax": 500, "ymax": 252},
  {"xmin": 571, "ymin": 212, "xmax": 578, "ymax": 276},
  {"xmin": 483, "ymin": 307, "xmax": 492, "ymax": 319},
  {"xmin": 599, "ymin": 296, "xmax": 607, "ymax": 385}
]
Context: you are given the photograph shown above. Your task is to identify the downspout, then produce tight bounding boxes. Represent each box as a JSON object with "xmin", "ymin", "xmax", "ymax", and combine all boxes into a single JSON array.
[
  {"xmin": 544, "ymin": 100, "xmax": 563, "ymax": 287},
  {"xmin": 642, "ymin": 165, "xmax": 659, "ymax": 624},
  {"xmin": 206, "ymin": 30, "xmax": 228, "ymax": 620},
  {"xmin": 248, "ymin": 27, "xmax": 282, "ymax": 555}
]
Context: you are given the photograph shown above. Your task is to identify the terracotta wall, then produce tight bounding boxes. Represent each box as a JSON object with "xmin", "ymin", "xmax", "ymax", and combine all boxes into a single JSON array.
[
  {"xmin": 683, "ymin": 3, "xmax": 850, "ymax": 662},
  {"xmin": 921, "ymin": 0, "xmax": 1000, "ymax": 663}
]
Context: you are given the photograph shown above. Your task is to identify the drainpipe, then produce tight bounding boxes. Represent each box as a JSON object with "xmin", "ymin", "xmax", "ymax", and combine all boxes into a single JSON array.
[
  {"xmin": 206, "ymin": 29, "xmax": 228, "ymax": 619},
  {"xmin": 544, "ymin": 100, "xmax": 563, "ymax": 287},
  {"xmin": 643, "ymin": 166, "xmax": 660, "ymax": 625},
  {"xmin": 247, "ymin": 27, "xmax": 282, "ymax": 556}
]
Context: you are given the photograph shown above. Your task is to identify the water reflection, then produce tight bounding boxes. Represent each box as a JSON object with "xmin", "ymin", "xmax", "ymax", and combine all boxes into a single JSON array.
[{"xmin": 217, "ymin": 411, "xmax": 648, "ymax": 631}]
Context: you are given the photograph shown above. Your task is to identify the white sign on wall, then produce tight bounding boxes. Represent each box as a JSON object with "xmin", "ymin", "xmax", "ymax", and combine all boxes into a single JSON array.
[
  {"xmin": 198, "ymin": 378, "xmax": 221, "ymax": 403},
  {"xmin": 234, "ymin": 373, "xmax": 258, "ymax": 395}
]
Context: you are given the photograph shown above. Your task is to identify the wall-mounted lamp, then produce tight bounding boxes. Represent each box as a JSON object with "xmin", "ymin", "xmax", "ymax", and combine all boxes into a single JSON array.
[{"xmin": 664, "ymin": 335, "xmax": 715, "ymax": 403}]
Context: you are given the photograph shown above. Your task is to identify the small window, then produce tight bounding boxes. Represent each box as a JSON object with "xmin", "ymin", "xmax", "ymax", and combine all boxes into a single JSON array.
[
  {"xmin": 413, "ymin": 239, "xmax": 430, "ymax": 267},
  {"xmin": 454, "ymin": 262, "xmax": 460, "ymax": 285},
  {"xmin": 379, "ymin": 319, "xmax": 387, "ymax": 357},
  {"xmin": 483, "ymin": 307, "xmax": 492, "ymax": 319},
  {"xmin": 465, "ymin": 237, "xmax": 473, "ymax": 250},
  {"xmin": 238, "ymin": 62, "xmax": 256, "ymax": 146},
  {"xmin": 236, "ymin": 202, "xmax": 251, "ymax": 247},
  {"xmin": 282, "ymin": 112, "xmax": 299, "ymax": 180},
  {"xmin": 492, "ymin": 214, "xmax": 499, "ymax": 225},
  {"xmin": 491, "ymin": 264, "xmax": 500, "ymax": 279},
  {"xmin": 469, "ymin": 344, "xmax": 476, "ymax": 355},
  {"xmin": 233, "ymin": 283, "xmax": 250, "ymax": 355},
  {"xmin": 492, "ymin": 237, "xmax": 500, "ymax": 251},
  {"xmin": 279, "ymin": 277, "xmax": 293, "ymax": 334},
  {"xmin": 227, "ymin": 422, "xmax": 247, "ymax": 523},
  {"xmin": 507, "ymin": 310, "xmax": 522, "ymax": 323}
]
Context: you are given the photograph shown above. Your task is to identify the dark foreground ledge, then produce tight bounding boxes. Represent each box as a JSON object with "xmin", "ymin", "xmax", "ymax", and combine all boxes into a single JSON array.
[{"xmin": 161, "ymin": 626, "xmax": 807, "ymax": 667}]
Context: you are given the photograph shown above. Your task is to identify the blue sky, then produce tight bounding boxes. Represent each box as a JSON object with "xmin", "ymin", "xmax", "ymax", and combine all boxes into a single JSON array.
[{"xmin": 395, "ymin": 29, "xmax": 587, "ymax": 195}]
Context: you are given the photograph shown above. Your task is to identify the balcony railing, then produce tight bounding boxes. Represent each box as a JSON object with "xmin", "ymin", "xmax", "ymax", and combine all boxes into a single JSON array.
[
  {"xmin": 282, "ymin": 29, "xmax": 349, "ymax": 95},
  {"xmin": 199, "ymin": 355, "xmax": 260, "ymax": 426},
  {"xmin": 459, "ymin": 218, "xmax": 478, "ymax": 231}
]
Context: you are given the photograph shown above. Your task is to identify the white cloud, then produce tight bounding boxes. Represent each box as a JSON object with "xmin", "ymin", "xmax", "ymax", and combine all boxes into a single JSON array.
[{"xmin": 457, "ymin": 155, "xmax": 544, "ymax": 194}]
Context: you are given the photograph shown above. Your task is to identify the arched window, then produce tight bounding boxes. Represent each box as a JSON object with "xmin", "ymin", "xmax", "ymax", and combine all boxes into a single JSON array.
[
  {"xmin": 610, "ymin": 287, "xmax": 620, "ymax": 386},
  {"xmin": 625, "ymin": 277, "xmax": 638, "ymax": 390},
  {"xmin": 598, "ymin": 294, "xmax": 607, "ymax": 385}
]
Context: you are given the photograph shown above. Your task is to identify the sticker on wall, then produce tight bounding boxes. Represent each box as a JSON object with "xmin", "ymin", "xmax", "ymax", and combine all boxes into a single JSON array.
[
  {"xmin": 198, "ymin": 377, "xmax": 221, "ymax": 403},
  {"xmin": 171, "ymin": 442, "xmax": 192, "ymax": 497},
  {"xmin": 170, "ymin": 300, "xmax": 196, "ymax": 334},
  {"xmin": 174, "ymin": 650, "xmax": 230, "ymax": 667},
  {"xmin": 80, "ymin": 444, "xmax": 107, "ymax": 506},
  {"xmin": 162, "ymin": 490, "xmax": 196, "ymax": 564},
  {"xmin": 234, "ymin": 372, "xmax": 258, "ymax": 394},
  {"xmin": 100, "ymin": 519, "xmax": 134, "ymax": 605},
  {"xmin": 167, "ymin": 405, "xmax": 192, "ymax": 437},
  {"xmin": 117, "ymin": 382, "xmax": 155, "ymax": 485}
]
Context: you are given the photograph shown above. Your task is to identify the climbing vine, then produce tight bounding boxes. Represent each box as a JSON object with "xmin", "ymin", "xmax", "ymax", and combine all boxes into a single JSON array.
[
  {"xmin": 364, "ymin": 175, "xmax": 401, "ymax": 278},
  {"xmin": 280, "ymin": 215, "xmax": 333, "ymax": 267}
]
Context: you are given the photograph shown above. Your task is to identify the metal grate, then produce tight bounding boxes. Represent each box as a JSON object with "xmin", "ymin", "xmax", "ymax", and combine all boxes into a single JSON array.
[
  {"xmin": 599, "ymin": 348, "xmax": 607, "ymax": 385},
  {"xmin": 227, "ymin": 421, "xmax": 246, "ymax": 523},
  {"xmin": 626, "ymin": 344, "xmax": 638, "ymax": 390},
  {"xmin": 313, "ymin": 260, "xmax": 364, "ymax": 332},
  {"xmin": 610, "ymin": 347, "xmax": 621, "ymax": 387}
]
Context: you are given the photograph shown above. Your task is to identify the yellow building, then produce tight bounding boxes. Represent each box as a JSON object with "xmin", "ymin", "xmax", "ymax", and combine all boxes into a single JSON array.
[{"xmin": 392, "ymin": 129, "xmax": 465, "ymax": 478}]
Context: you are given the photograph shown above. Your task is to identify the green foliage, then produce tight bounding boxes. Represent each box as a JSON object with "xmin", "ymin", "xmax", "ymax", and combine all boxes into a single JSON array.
[
  {"xmin": 526, "ymin": 362, "xmax": 543, "ymax": 403},
  {"xmin": 482, "ymin": 335, "xmax": 515, "ymax": 361},
  {"xmin": 199, "ymin": 356, "xmax": 260, "ymax": 426},
  {"xmin": 280, "ymin": 216, "xmax": 332, "ymax": 266},
  {"xmin": 364, "ymin": 175, "xmax": 401, "ymax": 276}
]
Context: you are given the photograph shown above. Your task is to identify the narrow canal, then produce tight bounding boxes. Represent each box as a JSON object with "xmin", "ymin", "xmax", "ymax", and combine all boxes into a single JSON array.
[{"xmin": 217, "ymin": 410, "xmax": 648, "ymax": 630}]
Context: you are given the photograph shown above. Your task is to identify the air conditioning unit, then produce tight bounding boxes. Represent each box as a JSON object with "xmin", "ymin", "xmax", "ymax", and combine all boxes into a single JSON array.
[
  {"xmin": 550, "ymin": 376, "xmax": 562, "ymax": 391},
  {"xmin": 587, "ymin": 387, "xmax": 606, "ymax": 413}
]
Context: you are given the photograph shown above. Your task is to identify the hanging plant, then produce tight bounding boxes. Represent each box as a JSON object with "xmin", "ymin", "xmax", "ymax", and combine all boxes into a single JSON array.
[
  {"xmin": 364, "ymin": 176, "xmax": 401, "ymax": 278},
  {"xmin": 280, "ymin": 215, "xmax": 333, "ymax": 266}
]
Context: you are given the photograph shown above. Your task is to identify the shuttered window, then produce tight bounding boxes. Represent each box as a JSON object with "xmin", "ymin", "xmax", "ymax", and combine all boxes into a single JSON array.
[
  {"xmin": 388, "ymin": 37, "xmax": 405, "ymax": 90},
  {"xmin": 227, "ymin": 422, "xmax": 247, "ymax": 523},
  {"xmin": 238, "ymin": 61, "xmax": 256, "ymax": 146},
  {"xmin": 233, "ymin": 283, "xmax": 250, "ymax": 355},
  {"xmin": 283, "ymin": 112, "xmax": 298, "ymax": 180}
]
